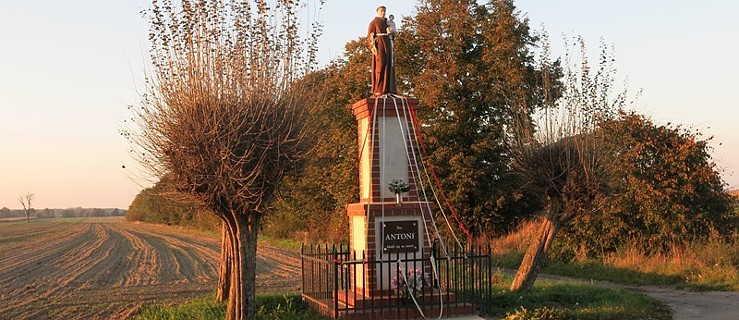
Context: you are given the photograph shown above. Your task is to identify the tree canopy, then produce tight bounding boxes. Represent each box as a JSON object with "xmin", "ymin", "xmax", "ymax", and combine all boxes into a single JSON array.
[
  {"xmin": 558, "ymin": 112, "xmax": 735, "ymax": 256},
  {"xmin": 264, "ymin": 0, "xmax": 551, "ymax": 240},
  {"xmin": 131, "ymin": 0, "xmax": 736, "ymax": 270}
]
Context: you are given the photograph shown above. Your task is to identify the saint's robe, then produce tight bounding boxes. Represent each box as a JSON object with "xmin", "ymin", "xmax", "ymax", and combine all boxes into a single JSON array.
[{"xmin": 368, "ymin": 17, "xmax": 396, "ymax": 95}]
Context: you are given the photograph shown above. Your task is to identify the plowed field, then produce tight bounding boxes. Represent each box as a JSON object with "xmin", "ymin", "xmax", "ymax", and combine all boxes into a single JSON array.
[{"xmin": 0, "ymin": 217, "xmax": 301, "ymax": 319}]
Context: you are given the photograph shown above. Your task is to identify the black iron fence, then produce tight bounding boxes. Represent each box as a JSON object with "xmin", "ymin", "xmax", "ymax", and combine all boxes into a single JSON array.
[{"xmin": 301, "ymin": 242, "xmax": 493, "ymax": 319}]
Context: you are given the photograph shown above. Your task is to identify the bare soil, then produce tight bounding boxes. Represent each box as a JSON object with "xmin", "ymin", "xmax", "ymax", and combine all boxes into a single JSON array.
[{"xmin": 0, "ymin": 217, "xmax": 299, "ymax": 319}]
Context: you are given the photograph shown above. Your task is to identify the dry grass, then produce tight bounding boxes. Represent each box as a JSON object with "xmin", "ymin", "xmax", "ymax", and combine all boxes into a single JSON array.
[
  {"xmin": 601, "ymin": 235, "xmax": 739, "ymax": 290},
  {"xmin": 489, "ymin": 219, "xmax": 539, "ymax": 255},
  {"xmin": 490, "ymin": 220, "xmax": 739, "ymax": 290}
]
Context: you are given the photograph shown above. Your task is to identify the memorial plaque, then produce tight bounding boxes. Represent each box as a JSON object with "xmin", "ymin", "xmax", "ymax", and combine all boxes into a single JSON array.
[{"xmin": 382, "ymin": 220, "xmax": 419, "ymax": 253}]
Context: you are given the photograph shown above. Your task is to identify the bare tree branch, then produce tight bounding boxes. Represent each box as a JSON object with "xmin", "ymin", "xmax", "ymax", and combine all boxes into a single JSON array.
[
  {"xmin": 508, "ymin": 34, "xmax": 626, "ymax": 291},
  {"xmin": 18, "ymin": 192, "xmax": 34, "ymax": 223}
]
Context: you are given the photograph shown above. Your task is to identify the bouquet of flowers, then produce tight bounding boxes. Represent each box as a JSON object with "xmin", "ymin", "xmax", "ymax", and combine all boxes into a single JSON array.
[
  {"xmin": 388, "ymin": 179, "xmax": 410, "ymax": 195},
  {"xmin": 391, "ymin": 268, "xmax": 430, "ymax": 299}
]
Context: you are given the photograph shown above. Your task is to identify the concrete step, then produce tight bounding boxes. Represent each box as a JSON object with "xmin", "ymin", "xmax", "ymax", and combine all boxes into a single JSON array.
[
  {"xmin": 336, "ymin": 290, "xmax": 461, "ymax": 308},
  {"xmin": 331, "ymin": 301, "xmax": 476, "ymax": 320}
]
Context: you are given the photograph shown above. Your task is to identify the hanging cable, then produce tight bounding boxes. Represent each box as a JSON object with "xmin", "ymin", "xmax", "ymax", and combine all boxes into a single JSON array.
[
  {"xmin": 391, "ymin": 94, "xmax": 444, "ymax": 319},
  {"xmin": 361, "ymin": 97, "xmax": 382, "ymax": 260},
  {"xmin": 408, "ymin": 105, "xmax": 475, "ymax": 245},
  {"xmin": 337, "ymin": 98, "xmax": 377, "ymax": 244},
  {"xmin": 337, "ymin": 94, "xmax": 483, "ymax": 319},
  {"xmin": 380, "ymin": 96, "xmax": 387, "ymax": 259},
  {"xmin": 404, "ymin": 96, "xmax": 446, "ymax": 320},
  {"xmin": 390, "ymin": 95, "xmax": 435, "ymax": 266},
  {"xmin": 380, "ymin": 95, "xmax": 438, "ymax": 319},
  {"xmin": 396, "ymin": 96, "xmax": 451, "ymax": 257},
  {"xmin": 397, "ymin": 257, "xmax": 428, "ymax": 318},
  {"xmin": 403, "ymin": 99, "xmax": 465, "ymax": 254}
]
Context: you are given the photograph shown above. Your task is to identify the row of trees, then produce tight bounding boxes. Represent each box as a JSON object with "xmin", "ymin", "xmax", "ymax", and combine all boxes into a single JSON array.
[
  {"xmin": 126, "ymin": 177, "xmax": 220, "ymax": 231},
  {"xmin": 0, "ymin": 207, "xmax": 126, "ymax": 219}
]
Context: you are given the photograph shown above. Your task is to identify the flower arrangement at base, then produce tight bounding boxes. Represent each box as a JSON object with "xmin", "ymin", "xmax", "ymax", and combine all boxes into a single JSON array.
[{"xmin": 391, "ymin": 268, "xmax": 430, "ymax": 300}]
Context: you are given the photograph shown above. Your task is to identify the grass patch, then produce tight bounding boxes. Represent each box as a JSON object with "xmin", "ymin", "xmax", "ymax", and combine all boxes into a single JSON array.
[
  {"xmin": 493, "ymin": 250, "xmax": 525, "ymax": 270},
  {"xmin": 486, "ymin": 279, "xmax": 671, "ymax": 320},
  {"xmin": 136, "ymin": 280, "xmax": 668, "ymax": 320},
  {"xmin": 127, "ymin": 219, "xmax": 221, "ymax": 237},
  {"xmin": 597, "ymin": 240, "xmax": 739, "ymax": 291},
  {"xmin": 136, "ymin": 294, "xmax": 322, "ymax": 320},
  {"xmin": 137, "ymin": 297, "xmax": 225, "ymax": 320},
  {"xmin": 541, "ymin": 259, "xmax": 732, "ymax": 291},
  {"xmin": 258, "ymin": 235, "xmax": 304, "ymax": 252},
  {"xmin": 544, "ymin": 259, "xmax": 683, "ymax": 287}
]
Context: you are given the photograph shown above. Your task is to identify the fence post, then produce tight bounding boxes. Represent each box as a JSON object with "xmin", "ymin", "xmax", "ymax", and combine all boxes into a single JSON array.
[
  {"xmin": 301, "ymin": 243, "xmax": 305, "ymax": 296},
  {"xmin": 487, "ymin": 243, "xmax": 492, "ymax": 304},
  {"xmin": 333, "ymin": 246, "xmax": 339, "ymax": 319}
]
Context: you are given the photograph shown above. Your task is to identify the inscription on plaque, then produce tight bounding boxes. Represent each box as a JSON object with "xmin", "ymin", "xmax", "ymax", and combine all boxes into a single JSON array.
[{"xmin": 382, "ymin": 220, "xmax": 419, "ymax": 253}]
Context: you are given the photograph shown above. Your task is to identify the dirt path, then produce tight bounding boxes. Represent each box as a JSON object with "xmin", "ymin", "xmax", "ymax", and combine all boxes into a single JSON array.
[
  {"xmin": 0, "ymin": 217, "xmax": 300, "ymax": 320},
  {"xmin": 629, "ymin": 286, "xmax": 739, "ymax": 320}
]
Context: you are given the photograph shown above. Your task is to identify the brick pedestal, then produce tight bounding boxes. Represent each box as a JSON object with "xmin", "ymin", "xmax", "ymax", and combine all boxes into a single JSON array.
[
  {"xmin": 348, "ymin": 96, "xmax": 432, "ymax": 295},
  {"xmin": 302, "ymin": 95, "xmax": 484, "ymax": 319}
]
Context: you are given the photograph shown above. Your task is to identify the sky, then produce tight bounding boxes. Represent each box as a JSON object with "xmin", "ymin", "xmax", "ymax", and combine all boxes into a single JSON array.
[{"xmin": 1, "ymin": 0, "xmax": 737, "ymax": 209}]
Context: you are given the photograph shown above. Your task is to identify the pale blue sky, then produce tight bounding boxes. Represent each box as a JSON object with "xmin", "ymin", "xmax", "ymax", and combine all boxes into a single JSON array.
[{"xmin": 1, "ymin": 0, "xmax": 737, "ymax": 209}]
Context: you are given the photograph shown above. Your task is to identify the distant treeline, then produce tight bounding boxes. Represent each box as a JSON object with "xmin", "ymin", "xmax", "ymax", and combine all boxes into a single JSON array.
[
  {"xmin": 125, "ymin": 178, "xmax": 220, "ymax": 232},
  {"xmin": 0, "ymin": 207, "xmax": 126, "ymax": 219}
]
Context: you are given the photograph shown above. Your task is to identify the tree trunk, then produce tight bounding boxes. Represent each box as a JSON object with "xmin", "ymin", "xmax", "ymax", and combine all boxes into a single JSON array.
[
  {"xmin": 509, "ymin": 216, "xmax": 559, "ymax": 292},
  {"xmin": 224, "ymin": 212, "xmax": 260, "ymax": 320},
  {"xmin": 224, "ymin": 215, "xmax": 242, "ymax": 320},
  {"xmin": 25, "ymin": 211, "xmax": 29, "ymax": 223},
  {"xmin": 217, "ymin": 223, "xmax": 232, "ymax": 302},
  {"xmin": 242, "ymin": 214, "xmax": 258, "ymax": 320}
]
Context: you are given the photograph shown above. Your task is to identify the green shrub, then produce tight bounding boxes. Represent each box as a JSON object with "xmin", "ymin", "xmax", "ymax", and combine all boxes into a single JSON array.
[
  {"xmin": 137, "ymin": 297, "xmax": 224, "ymax": 320},
  {"xmin": 504, "ymin": 306, "xmax": 568, "ymax": 320},
  {"xmin": 255, "ymin": 295, "xmax": 322, "ymax": 320}
]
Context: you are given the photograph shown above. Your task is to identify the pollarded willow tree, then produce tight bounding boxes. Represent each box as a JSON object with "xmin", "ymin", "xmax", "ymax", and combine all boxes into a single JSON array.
[
  {"xmin": 128, "ymin": 1, "xmax": 322, "ymax": 319},
  {"xmin": 507, "ymin": 35, "xmax": 625, "ymax": 291}
]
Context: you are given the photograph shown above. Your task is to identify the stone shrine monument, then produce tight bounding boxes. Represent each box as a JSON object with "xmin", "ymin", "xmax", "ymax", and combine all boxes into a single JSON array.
[
  {"xmin": 347, "ymin": 95, "xmax": 434, "ymax": 295},
  {"xmin": 300, "ymin": 6, "xmax": 485, "ymax": 319}
]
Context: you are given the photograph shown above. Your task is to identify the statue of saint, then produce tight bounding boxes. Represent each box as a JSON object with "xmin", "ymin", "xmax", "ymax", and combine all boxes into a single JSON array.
[{"xmin": 368, "ymin": 6, "xmax": 396, "ymax": 95}]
